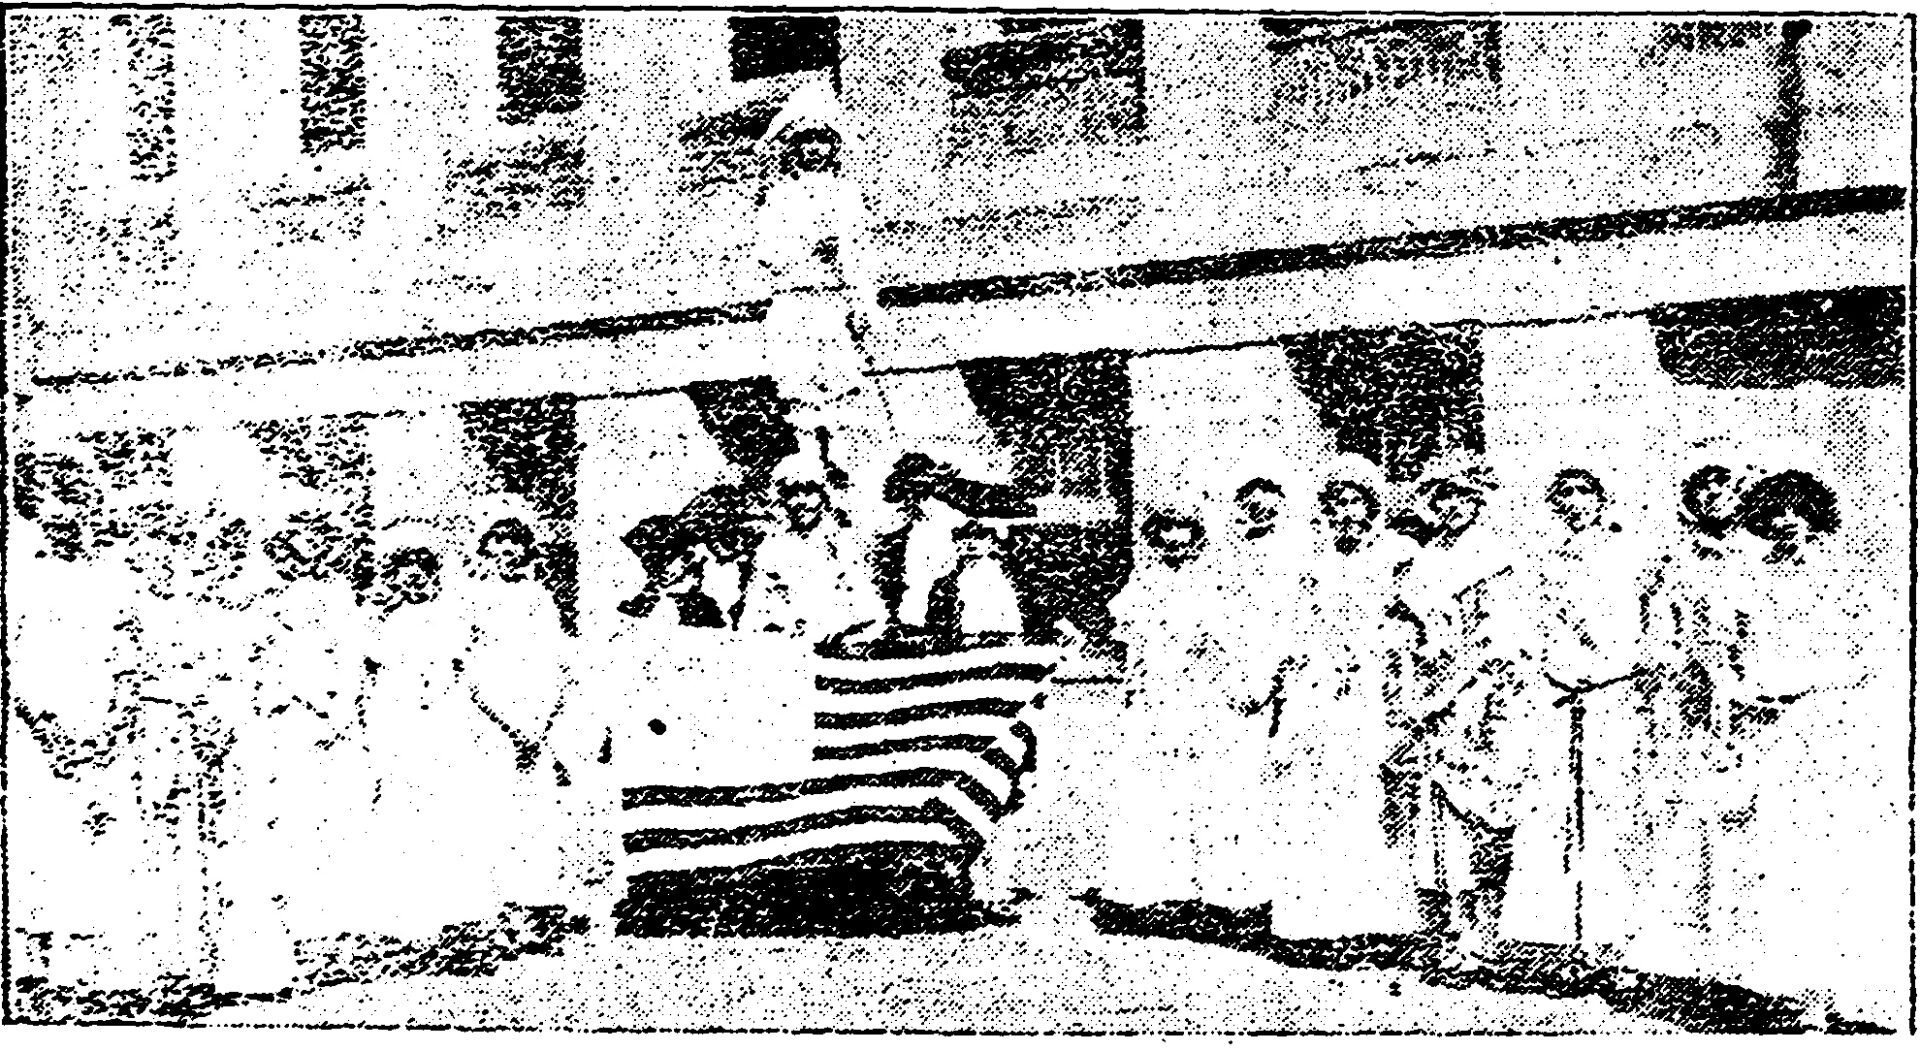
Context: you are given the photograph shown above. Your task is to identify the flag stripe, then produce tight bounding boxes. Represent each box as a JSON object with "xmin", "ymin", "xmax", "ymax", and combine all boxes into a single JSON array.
[
  {"xmin": 814, "ymin": 661, "xmax": 1055, "ymax": 695},
  {"xmin": 624, "ymin": 799, "xmax": 983, "ymax": 852},
  {"xmin": 815, "ymin": 697, "xmax": 1024, "ymax": 729}
]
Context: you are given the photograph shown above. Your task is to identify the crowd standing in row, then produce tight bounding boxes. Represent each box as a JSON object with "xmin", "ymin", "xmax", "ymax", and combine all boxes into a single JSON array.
[
  {"xmin": 7, "ymin": 436, "xmax": 1038, "ymax": 1001},
  {"xmin": 1102, "ymin": 452, "xmax": 1889, "ymax": 1017}
]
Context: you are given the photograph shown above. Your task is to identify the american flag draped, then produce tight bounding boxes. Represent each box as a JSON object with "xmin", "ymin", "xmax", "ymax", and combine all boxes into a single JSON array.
[{"xmin": 615, "ymin": 645, "xmax": 1056, "ymax": 936}]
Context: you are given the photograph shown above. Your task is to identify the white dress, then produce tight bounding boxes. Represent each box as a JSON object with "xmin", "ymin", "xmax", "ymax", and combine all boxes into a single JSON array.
[
  {"xmin": 1711, "ymin": 550, "xmax": 1890, "ymax": 1013},
  {"xmin": 1104, "ymin": 557, "xmax": 1239, "ymax": 908},
  {"xmin": 7, "ymin": 550, "xmax": 149, "ymax": 986},
  {"xmin": 463, "ymin": 574, "xmax": 570, "ymax": 908},
  {"xmin": 261, "ymin": 579, "xmax": 378, "ymax": 941},
  {"xmin": 1509, "ymin": 525, "xmax": 1652, "ymax": 952},
  {"xmin": 359, "ymin": 599, "xmax": 512, "ymax": 941},
  {"xmin": 1267, "ymin": 539, "xmax": 1423, "ymax": 938},
  {"xmin": 1187, "ymin": 531, "xmax": 1298, "ymax": 910},
  {"xmin": 755, "ymin": 172, "xmax": 897, "ymax": 541},
  {"xmin": 738, "ymin": 523, "xmax": 862, "ymax": 643}
]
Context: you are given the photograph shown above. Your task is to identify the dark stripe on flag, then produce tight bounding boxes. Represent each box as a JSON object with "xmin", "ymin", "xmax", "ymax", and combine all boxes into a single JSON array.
[
  {"xmin": 812, "ymin": 734, "xmax": 997, "ymax": 762},
  {"xmin": 624, "ymin": 767, "xmax": 1009, "ymax": 818},
  {"xmin": 813, "ymin": 661, "xmax": 1055, "ymax": 695},
  {"xmin": 622, "ymin": 799, "xmax": 982, "ymax": 853},
  {"xmin": 980, "ymin": 746, "xmax": 1020, "ymax": 779},
  {"xmin": 814, "ymin": 697, "xmax": 1025, "ymax": 729}
]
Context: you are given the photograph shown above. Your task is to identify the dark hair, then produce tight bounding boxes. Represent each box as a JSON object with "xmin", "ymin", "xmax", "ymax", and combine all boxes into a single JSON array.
[
  {"xmin": 780, "ymin": 126, "xmax": 843, "ymax": 177},
  {"xmin": 1680, "ymin": 465, "xmax": 1734, "ymax": 518},
  {"xmin": 1740, "ymin": 470, "xmax": 1840, "ymax": 540},
  {"xmin": 622, "ymin": 515, "xmax": 693, "ymax": 583},
  {"xmin": 479, "ymin": 516, "xmax": 538, "ymax": 552},
  {"xmin": 1549, "ymin": 468, "xmax": 1606, "ymax": 500},
  {"xmin": 788, "ymin": 126, "xmax": 842, "ymax": 150},
  {"xmin": 1235, "ymin": 477, "xmax": 1285, "ymax": 502},
  {"xmin": 952, "ymin": 519, "xmax": 998, "ymax": 543},
  {"xmin": 1421, "ymin": 477, "xmax": 1484, "ymax": 510},
  {"xmin": 1141, "ymin": 512, "xmax": 1206, "ymax": 550},
  {"xmin": 776, "ymin": 477, "xmax": 828, "ymax": 501},
  {"xmin": 384, "ymin": 545, "xmax": 440, "ymax": 578},
  {"xmin": 1317, "ymin": 480, "xmax": 1380, "ymax": 521}
]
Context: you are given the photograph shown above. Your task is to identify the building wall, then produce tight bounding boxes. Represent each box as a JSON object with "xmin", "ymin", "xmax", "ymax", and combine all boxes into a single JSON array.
[{"xmin": 7, "ymin": 13, "xmax": 1908, "ymax": 403}]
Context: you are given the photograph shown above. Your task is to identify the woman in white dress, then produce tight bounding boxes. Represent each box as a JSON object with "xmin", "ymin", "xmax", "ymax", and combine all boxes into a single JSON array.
[
  {"xmin": 192, "ymin": 515, "xmax": 326, "ymax": 993},
  {"xmin": 8, "ymin": 512, "xmax": 149, "ymax": 990},
  {"xmin": 1699, "ymin": 471, "xmax": 1894, "ymax": 1024},
  {"xmin": 257, "ymin": 518, "xmax": 378, "ymax": 953},
  {"xmin": 461, "ymin": 515, "xmax": 570, "ymax": 912},
  {"xmin": 1267, "ymin": 476, "xmax": 1423, "ymax": 940},
  {"xmin": 1185, "ymin": 479, "xmax": 1300, "ymax": 919},
  {"xmin": 1103, "ymin": 512, "xmax": 1222, "ymax": 911},
  {"xmin": 1518, "ymin": 470, "xmax": 1656, "ymax": 970},
  {"xmin": 357, "ymin": 537, "xmax": 510, "ymax": 945}
]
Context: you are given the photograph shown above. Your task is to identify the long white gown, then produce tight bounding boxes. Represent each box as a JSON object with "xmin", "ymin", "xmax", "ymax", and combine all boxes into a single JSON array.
[
  {"xmin": 1267, "ymin": 538, "xmax": 1423, "ymax": 939},
  {"xmin": 1187, "ymin": 528, "xmax": 1297, "ymax": 910},
  {"xmin": 1510, "ymin": 525, "xmax": 1652, "ymax": 953},
  {"xmin": 359, "ymin": 597, "xmax": 511, "ymax": 942},
  {"xmin": 1709, "ymin": 549, "xmax": 1896, "ymax": 1019},
  {"xmin": 7, "ymin": 546, "xmax": 149, "ymax": 987},
  {"xmin": 463, "ymin": 573, "xmax": 570, "ymax": 909},
  {"xmin": 259, "ymin": 578, "xmax": 377, "ymax": 943},
  {"xmin": 1104, "ymin": 554, "xmax": 1234, "ymax": 908}
]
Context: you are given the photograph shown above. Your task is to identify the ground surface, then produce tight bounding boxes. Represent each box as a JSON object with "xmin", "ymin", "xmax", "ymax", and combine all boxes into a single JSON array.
[{"xmin": 206, "ymin": 900, "xmax": 1675, "ymax": 1034}]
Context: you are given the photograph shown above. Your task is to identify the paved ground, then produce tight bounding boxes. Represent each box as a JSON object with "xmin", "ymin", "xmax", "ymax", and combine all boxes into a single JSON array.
[{"xmin": 207, "ymin": 899, "xmax": 1674, "ymax": 1034}]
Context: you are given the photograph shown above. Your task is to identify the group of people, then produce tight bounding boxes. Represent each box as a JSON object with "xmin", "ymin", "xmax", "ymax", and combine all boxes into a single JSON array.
[
  {"xmin": 9, "ymin": 468, "xmax": 595, "ymax": 997},
  {"xmin": 1103, "ymin": 453, "xmax": 1888, "ymax": 1015}
]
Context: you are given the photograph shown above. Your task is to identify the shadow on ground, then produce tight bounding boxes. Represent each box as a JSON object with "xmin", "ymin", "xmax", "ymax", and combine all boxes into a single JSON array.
[{"xmin": 1080, "ymin": 890, "xmax": 1893, "ymax": 1035}]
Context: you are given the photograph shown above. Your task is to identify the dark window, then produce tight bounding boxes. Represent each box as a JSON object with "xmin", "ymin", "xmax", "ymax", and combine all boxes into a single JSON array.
[
  {"xmin": 300, "ymin": 14, "xmax": 368, "ymax": 155},
  {"xmin": 1650, "ymin": 287, "xmax": 1906, "ymax": 389},
  {"xmin": 496, "ymin": 17, "xmax": 584, "ymax": 125},
  {"xmin": 1648, "ymin": 19, "xmax": 1774, "ymax": 58},
  {"xmin": 728, "ymin": 16, "xmax": 840, "ymax": 83},
  {"xmin": 111, "ymin": 12, "xmax": 177, "ymax": 181},
  {"xmin": 1263, "ymin": 19, "xmax": 1499, "ymax": 123},
  {"xmin": 941, "ymin": 19, "xmax": 1146, "ymax": 165}
]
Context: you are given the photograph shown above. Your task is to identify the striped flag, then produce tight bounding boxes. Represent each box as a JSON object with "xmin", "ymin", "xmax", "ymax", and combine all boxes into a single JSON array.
[{"xmin": 615, "ymin": 644, "xmax": 1057, "ymax": 936}]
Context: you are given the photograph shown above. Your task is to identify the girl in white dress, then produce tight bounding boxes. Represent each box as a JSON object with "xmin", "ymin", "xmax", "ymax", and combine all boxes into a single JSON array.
[{"xmin": 1267, "ymin": 476, "xmax": 1423, "ymax": 940}]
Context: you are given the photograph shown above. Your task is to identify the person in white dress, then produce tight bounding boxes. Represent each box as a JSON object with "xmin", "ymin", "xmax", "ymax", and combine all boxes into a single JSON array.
[
  {"xmin": 1513, "ymin": 469, "xmax": 1657, "ymax": 972},
  {"xmin": 1694, "ymin": 471, "xmax": 1885, "ymax": 1024},
  {"xmin": 461, "ymin": 515, "xmax": 571, "ymax": 912},
  {"xmin": 357, "ymin": 536, "xmax": 509, "ymax": 945},
  {"xmin": 257, "ymin": 516, "xmax": 378, "ymax": 955},
  {"xmin": 753, "ymin": 91, "xmax": 910, "ymax": 647},
  {"xmin": 737, "ymin": 478, "xmax": 861, "ymax": 645},
  {"xmin": 1103, "ymin": 513, "xmax": 1221, "ymax": 911},
  {"xmin": 1267, "ymin": 473, "xmax": 1424, "ymax": 941},
  {"xmin": 8, "ymin": 506, "xmax": 150, "ymax": 991},
  {"xmin": 1187, "ymin": 477, "xmax": 1302, "ymax": 922}
]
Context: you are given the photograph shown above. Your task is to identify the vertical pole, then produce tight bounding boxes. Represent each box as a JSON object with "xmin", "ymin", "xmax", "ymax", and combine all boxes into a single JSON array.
[
  {"xmin": 1569, "ymin": 691, "xmax": 1587, "ymax": 951},
  {"xmin": 1768, "ymin": 19, "xmax": 1812, "ymax": 195}
]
